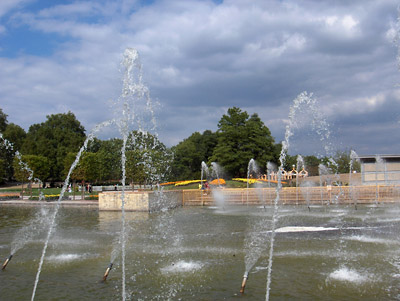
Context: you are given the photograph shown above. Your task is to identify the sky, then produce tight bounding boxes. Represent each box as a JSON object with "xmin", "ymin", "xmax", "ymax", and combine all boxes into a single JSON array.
[{"xmin": 1, "ymin": 0, "xmax": 400, "ymax": 157}]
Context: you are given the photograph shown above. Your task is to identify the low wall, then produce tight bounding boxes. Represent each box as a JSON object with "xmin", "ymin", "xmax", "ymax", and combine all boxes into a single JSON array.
[
  {"xmin": 182, "ymin": 185, "xmax": 400, "ymax": 206},
  {"xmin": 99, "ymin": 185, "xmax": 400, "ymax": 210},
  {"xmin": 99, "ymin": 190, "xmax": 182, "ymax": 211}
]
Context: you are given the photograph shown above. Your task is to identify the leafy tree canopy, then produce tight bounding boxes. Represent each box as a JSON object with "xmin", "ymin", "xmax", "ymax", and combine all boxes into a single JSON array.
[
  {"xmin": 3, "ymin": 123, "xmax": 26, "ymax": 151},
  {"xmin": 0, "ymin": 108, "xmax": 8, "ymax": 133},
  {"xmin": 22, "ymin": 112, "xmax": 86, "ymax": 181},
  {"xmin": 170, "ymin": 130, "xmax": 218, "ymax": 181},
  {"xmin": 211, "ymin": 107, "xmax": 278, "ymax": 178}
]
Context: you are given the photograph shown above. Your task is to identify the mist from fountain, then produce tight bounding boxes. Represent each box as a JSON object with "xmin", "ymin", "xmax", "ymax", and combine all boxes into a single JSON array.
[
  {"xmin": 210, "ymin": 162, "xmax": 226, "ymax": 210},
  {"xmin": 265, "ymin": 91, "xmax": 332, "ymax": 300},
  {"xmin": 31, "ymin": 119, "xmax": 115, "ymax": 300},
  {"xmin": 349, "ymin": 150, "xmax": 360, "ymax": 209},
  {"xmin": 107, "ymin": 48, "xmax": 157, "ymax": 300},
  {"xmin": 246, "ymin": 159, "xmax": 259, "ymax": 206},
  {"xmin": 296, "ymin": 155, "xmax": 304, "ymax": 205},
  {"xmin": 0, "ymin": 134, "xmax": 46, "ymax": 269},
  {"xmin": 300, "ymin": 181, "xmax": 313, "ymax": 211},
  {"xmin": 375, "ymin": 155, "xmax": 384, "ymax": 205},
  {"xmin": 31, "ymin": 47, "xmax": 158, "ymax": 300}
]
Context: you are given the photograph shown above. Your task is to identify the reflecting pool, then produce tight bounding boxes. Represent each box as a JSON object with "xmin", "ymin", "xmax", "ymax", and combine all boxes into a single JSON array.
[{"xmin": 1, "ymin": 204, "xmax": 400, "ymax": 300}]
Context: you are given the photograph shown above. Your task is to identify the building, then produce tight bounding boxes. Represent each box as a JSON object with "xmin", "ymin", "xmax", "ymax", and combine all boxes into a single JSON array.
[{"xmin": 359, "ymin": 155, "xmax": 400, "ymax": 185}]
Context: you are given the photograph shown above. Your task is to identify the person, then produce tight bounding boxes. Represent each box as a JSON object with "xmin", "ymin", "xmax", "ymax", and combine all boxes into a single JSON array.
[{"xmin": 204, "ymin": 181, "xmax": 209, "ymax": 195}]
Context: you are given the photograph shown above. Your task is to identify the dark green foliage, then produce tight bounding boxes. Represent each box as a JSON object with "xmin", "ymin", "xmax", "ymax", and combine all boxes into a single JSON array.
[
  {"xmin": 0, "ymin": 108, "xmax": 7, "ymax": 133},
  {"xmin": 0, "ymin": 159, "xmax": 5, "ymax": 183},
  {"xmin": 303, "ymin": 155, "xmax": 321, "ymax": 176},
  {"xmin": 322, "ymin": 150, "xmax": 360, "ymax": 174},
  {"xmin": 211, "ymin": 107, "xmax": 278, "ymax": 178},
  {"xmin": 20, "ymin": 155, "xmax": 51, "ymax": 183},
  {"xmin": 126, "ymin": 131, "xmax": 172, "ymax": 184},
  {"xmin": 3, "ymin": 123, "xmax": 26, "ymax": 151},
  {"xmin": 170, "ymin": 130, "xmax": 218, "ymax": 180},
  {"xmin": 22, "ymin": 112, "xmax": 86, "ymax": 181}
]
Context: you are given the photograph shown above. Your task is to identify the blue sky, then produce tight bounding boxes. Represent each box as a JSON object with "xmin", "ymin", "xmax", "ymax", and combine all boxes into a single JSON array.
[{"xmin": 1, "ymin": 0, "xmax": 400, "ymax": 157}]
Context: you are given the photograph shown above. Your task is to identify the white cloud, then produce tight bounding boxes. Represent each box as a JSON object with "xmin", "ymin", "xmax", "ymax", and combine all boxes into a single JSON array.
[{"xmin": 0, "ymin": 0, "xmax": 30, "ymax": 18}]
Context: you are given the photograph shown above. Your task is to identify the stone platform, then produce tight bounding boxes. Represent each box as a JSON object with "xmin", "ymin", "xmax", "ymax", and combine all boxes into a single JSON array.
[{"xmin": 99, "ymin": 190, "xmax": 182, "ymax": 211}]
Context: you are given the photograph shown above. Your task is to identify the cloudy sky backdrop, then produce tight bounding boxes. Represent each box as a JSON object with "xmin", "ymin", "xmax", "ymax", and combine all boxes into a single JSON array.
[{"xmin": 1, "ymin": 0, "xmax": 399, "ymax": 156}]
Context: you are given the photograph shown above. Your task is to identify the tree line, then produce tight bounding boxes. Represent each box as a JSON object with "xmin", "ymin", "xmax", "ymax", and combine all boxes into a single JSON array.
[{"xmin": 0, "ymin": 107, "xmax": 357, "ymax": 187}]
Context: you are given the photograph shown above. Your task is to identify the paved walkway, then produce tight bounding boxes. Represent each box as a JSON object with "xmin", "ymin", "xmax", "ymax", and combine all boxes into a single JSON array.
[{"xmin": 0, "ymin": 199, "xmax": 98, "ymax": 206}]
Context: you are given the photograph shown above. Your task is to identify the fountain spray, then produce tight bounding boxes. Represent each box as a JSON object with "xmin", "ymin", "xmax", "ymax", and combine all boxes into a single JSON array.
[
  {"xmin": 102, "ymin": 262, "xmax": 113, "ymax": 281},
  {"xmin": 2, "ymin": 254, "xmax": 13, "ymax": 270},
  {"xmin": 239, "ymin": 271, "xmax": 249, "ymax": 294},
  {"xmin": 265, "ymin": 92, "xmax": 332, "ymax": 301}
]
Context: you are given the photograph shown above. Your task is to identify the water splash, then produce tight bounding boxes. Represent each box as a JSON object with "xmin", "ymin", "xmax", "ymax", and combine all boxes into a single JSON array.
[
  {"xmin": 0, "ymin": 134, "xmax": 43, "ymax": 195},
  {"xmin": 349, "ymin": 150, "xmax": 359, "ymax": 209},
  {"xmin": 211, "ymin": 162, "xmax": 222, "ymax": 185},
  {"xmin": 246, "ymin": 159, "xmax": 259, "ymax": 205},
  {"xmin": 0, "ymin": 134, "xmax": 47, "ymax": 260},
  {"xmin": 375, "ymin": 155, "xmax": 384, "ymax": 205},
  {"xmin": 109, "ymin": 48, "xmax": 158, "ymax": 300},
  {"xmin": 31, "ymin": 120, "xmax": 114, "ymax": 300},
  {"xmin": 265, "ymin": 92, "xmax": 331, "ymax": 300}
]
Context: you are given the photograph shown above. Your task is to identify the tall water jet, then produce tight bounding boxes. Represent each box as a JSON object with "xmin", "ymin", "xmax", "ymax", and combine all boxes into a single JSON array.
[
  {"xmin": 300, "ymin": 181, "xmax": 313, "ymax": 211},
  {"xmin": 296, "ymin": 155, "xmax": 304, "ymax": 205},
  {"xmin": 110, "ymin": 48, "xmax": 157, "ymax": 300},
  {"xmin": 247, "ymin": 159, "xmax": 259, "ymax": 206},
  {"xmin": 266, "ymin": 161, "xmax": 277, "ymax": 204},
  {"xmin": 211, "ymin": 162, "xmax": 222, "ymax": 185},
  {"xmin": 349, "ymin": 150, "xmax": 359, "ymax": 209},
  {"xmin": 0, "ymin": 134, "xmax": 47, "ymax": 270},
  {"xmin": 265, "ymin": 92, "xmax": 332, "ymax": 300},
  {"xmin": 31, "ymin": 119, "xmax": 114, "ymax": 301},
  {"xmin": 201, "ymin": 161, "xmax": 209, "ymax": 205},
  {"xmin": 210, "ymin": 162, "xmax": 226, "ymax": 210},
  {"xmin": 375, "ymin": 155, "xmax": 384, "ymax": 205}
]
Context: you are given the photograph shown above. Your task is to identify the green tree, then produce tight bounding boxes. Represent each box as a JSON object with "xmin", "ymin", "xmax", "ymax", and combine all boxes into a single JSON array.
[
  {"xmin": 21, "ymin": 155, "xmax": 51, "ymax": 183},
  {"xmin": 323, "ymin": 150, "xmax": 360, "ymax": 175},
  {"xmin": 0, "ymin": 159, "xmax": 5, "ymax": 183},
  {"xmin": 211, "ymin": 107, "xmax": 277, "ymax": 178},
  {"xmin": 170, "ymin": 130, "xmax": 218, "ymax": 181},
  {"xmin": 0, "ymin": 108, "xmax": 8, "ymax": 132},
  {"xmin": 3, "ymin": 123, "xmax": 26, "ymax": 151},
  {"xmin": 126, "ymin": 131, "xmax": 172, "ymax": 185},
  {"xmin": 22, "ymin": 112, "xmax": 86, "ymax": 182},
  {"xmin": 304, "ymin": 155, "xmax": 321, "ymax": 176},
  {"xmin": 96, "ymin": 138, "xmax": 122, "ymax": 182},
  {"xmin": 13, "ymin": 157, "xmax": 31, "ymax": 183}
]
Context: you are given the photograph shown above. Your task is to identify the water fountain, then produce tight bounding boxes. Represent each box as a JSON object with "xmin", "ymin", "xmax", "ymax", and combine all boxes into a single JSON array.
[
  {"xmin": 0, "ymin": 48, "xmax": 157, "ymax": 300},
  {"xmin": 296, "ymin": 155, "xmax": 304, "ymax": 205},
  {"xmin": 2, "ymin": 47, "xmax": 400, "ymax": 300},
  {"xmin": 264, "ymin": 91, "xmax": 332, "ymax": 300},
  {"xmin": 349, "ymin": 150, "xmax": 360, "ymax": 209},
  {"xmin": 246, "ymin": 159, "xmax": 259, "ymax": 206},
  {"xmin": 0, "ymin": 134, "xmax": 46, "ymax": 271}
]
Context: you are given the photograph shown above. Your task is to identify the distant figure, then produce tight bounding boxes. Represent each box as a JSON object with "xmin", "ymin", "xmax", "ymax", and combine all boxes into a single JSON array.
[
  {"xmin": 89, "ymin": 184, "xmax": 92, "ymax": 193},
  {"xmin": 204, "ymin": 181, "xmax": 209, "ymax": 195},
  {"xmin": 114, "ymin": 184, "xmax": 117, "ymax": 191},
  {"xmin": 68, "ymin": 184, "xmax": 72, "ymax": 193}
]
